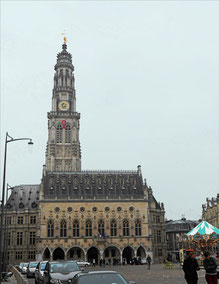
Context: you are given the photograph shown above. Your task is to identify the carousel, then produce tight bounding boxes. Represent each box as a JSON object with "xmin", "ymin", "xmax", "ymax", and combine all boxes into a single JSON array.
[
  {"xmin": 180, "ymin": 221, "xmax": 219, "ymax": 265},
  {"xmin": 186, "ymin": 220, "xmax": 219, "ymax": 248}
]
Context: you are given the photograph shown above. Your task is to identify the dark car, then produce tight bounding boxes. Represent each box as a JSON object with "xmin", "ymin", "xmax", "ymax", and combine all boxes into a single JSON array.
[
  {"xmin": 43, "ymin": 260, "xmax": 81, "ymax": 284},
  {"xmin": 71, "ymin": 271, "xmax": 136, "ymax": 284},
  {"xmin": 35, "ymin": 261, "xmax": 47, "ymax": 284},
  {"xmin": 27, "ymin": 262, "xmax": 39, "ymax": 278}
]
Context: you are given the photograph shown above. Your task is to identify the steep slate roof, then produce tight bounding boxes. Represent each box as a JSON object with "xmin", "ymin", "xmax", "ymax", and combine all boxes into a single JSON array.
[
  {"xmin": 6, "ymin": 185, "xmax": 40, "ymax": 211},
  {"xmin": 43, "ymin": 170, "xmax": 144, "ymax": 200}
]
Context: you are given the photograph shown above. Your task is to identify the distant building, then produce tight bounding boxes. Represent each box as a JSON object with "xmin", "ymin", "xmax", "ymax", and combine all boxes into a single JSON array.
[
  {"xmin": 166, "ymin": 218, "xmax": 199, "ymax": 262},
  {"xmin": 202, "ymin": 194, "xmax": 219, "ymax": 228}
]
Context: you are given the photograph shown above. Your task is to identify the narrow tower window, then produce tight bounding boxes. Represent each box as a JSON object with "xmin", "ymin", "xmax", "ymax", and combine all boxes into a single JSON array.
[
  {"xmin": 65, "ymin": 124, "xmax": 71, "ymax": 143},
  {"xmin": 123, "ymin": 220, "xmax": 130, "ymax": 236},
  {"xmin": 47, "ymin": 220, "xmax": 54, "ymax": 237},
  {"xmin": 135, "ymin": 219, "xmax": 142, "ymax": 236},
  {"xmin": 110, "ymin": 220, "xmax": 117, "ymax": 237},
  {"xmin": 73, "ymin": 220, "xmax": 80, "ymax": 237},
  {"xmin": 60, "ymin": 220, "xmax": 67, "ymax": 237},
  {"xmin": 56, "ymin": 124, "xmax": 63, "ymax": 143},
  {"xmin": 98, "ymin": 220, "xmax": 105, "ymax": 237},
  {"xmin": 86, "ymin": 220, "xmax": 92, "ymax": 237}
]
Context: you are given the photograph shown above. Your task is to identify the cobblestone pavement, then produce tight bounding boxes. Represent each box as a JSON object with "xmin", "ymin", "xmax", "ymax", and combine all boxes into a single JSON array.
[
  {"xmin": 25, "ymin": 264, "xmax": 207, "ymax": 284},
  {"xmin": 84, "ymin": 264, "xmax": 206, "ymax": 284}
]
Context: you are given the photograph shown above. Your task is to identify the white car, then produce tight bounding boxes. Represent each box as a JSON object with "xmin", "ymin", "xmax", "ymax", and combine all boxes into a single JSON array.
[
  {"xmin": 76, "ymin": 260, "xmax": 91, "ymax": 267},
  {"xmin": 140, "ymin": 258, "xmax": 147, "ymax": 264},
  {"xmin": 21, "ymin": 263, "xmax": 29, "ymax": 274}
]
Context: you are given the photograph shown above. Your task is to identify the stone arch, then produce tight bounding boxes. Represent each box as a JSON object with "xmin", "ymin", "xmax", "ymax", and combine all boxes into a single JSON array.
[
  {"xmin": 122, "ymin": 246, "xmax": 135, "ymax": 264},
  {"xmin": 53, "ymin": 247, "xmax": 65, "ymax": 260},
  {"xmin": 42, "ymin": 247, "xmax": 51, "ymax": 260},
  {"xmin": 66, "ymin": 246, "xmax": 86, "ymax": 260},
  {"xmin": 87, "ymin": 246, "xmax": 100, "ymax": 265},
  {"xmin": 104, "ymin": 246, "xmax": 121, "ymax": 265},
  {"xmin": 136, "ymin": 245, "xmax": 146, "ymax": 258}
]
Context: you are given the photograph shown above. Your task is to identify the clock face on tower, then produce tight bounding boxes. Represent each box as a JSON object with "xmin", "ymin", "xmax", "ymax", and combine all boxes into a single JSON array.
[{"xmin": 58, "ymin": 100, "xmax": 70, "ymax": 111}]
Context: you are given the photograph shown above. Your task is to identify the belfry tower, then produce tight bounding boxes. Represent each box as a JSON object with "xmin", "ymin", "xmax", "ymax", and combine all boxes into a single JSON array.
[{"xmin": 45, "ymin": 40, "xmax": 81, "ymax": 172}]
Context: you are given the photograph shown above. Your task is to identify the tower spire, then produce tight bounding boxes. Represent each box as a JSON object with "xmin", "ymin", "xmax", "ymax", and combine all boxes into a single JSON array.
[{"xmin": 45, "ymin": 41, "xmax": 81, "ymax": 173}]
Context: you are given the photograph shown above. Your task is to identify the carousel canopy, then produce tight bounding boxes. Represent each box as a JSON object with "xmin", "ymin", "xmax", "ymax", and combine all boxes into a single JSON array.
[{"xmin": 186, "ymin": 221, "xmax": 219, "ymax": 236}]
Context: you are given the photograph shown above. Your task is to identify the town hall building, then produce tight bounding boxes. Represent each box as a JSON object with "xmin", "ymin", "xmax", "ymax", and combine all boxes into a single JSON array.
[{"xmin": 3, "ymin": 40, "xmax": 166, "ymax": 265}]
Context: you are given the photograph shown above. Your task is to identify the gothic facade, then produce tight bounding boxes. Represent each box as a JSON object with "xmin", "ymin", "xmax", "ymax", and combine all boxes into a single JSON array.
[{"xmin": 2, "ymin": 42, "xmax": 166, "ymax": 265}]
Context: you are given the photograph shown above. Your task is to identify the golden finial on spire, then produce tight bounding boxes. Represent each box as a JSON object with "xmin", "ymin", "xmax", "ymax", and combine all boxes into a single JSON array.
[{"xmin": 61, "ymin": 31, "xmax": 67, "ymax": 44}]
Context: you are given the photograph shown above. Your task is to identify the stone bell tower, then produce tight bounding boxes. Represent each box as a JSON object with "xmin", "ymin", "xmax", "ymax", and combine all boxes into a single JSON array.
[{"xmin": 45, "ymin": 40, "xmax": 81, "ymax": 172}]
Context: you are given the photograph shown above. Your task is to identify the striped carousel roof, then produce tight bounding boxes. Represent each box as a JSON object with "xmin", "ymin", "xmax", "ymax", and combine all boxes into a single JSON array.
[{"xmin": 186, "ymin": 221, "xmax": 219, "ymax": 236}]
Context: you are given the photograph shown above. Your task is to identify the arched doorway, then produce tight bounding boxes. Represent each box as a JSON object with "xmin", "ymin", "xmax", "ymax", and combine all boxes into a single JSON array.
[
  {"xmin": 87, "ymin": 247, "xmax": 100, "ymax": 265},
  {"xmin": 104, "ymin": 246, "xmax": 121, "ymax": 265},
  {"xmin": 43, "ymin": 247, "xmax": 51, "ymax": 260},
  {"xmin": 122, "ymin": 246, "xmax": 134, "ymax": 264},
  {"xmin": 67, "ymin": 247, "xmax": 85, "ymax": 260},
  {"xmin": 137, "ymin": 246, "xmax": 146, "ymax": 259},
  {"xmin": 53, "ymin": 247, "xmax": 65, "ymax": 260}
]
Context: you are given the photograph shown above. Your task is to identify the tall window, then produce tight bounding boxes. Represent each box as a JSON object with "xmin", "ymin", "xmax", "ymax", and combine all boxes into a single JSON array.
[
  {"xmin": 60, "ymin": 220, "xmax": 67, "ymax": 237},
  {"xmin": 110, "ymin": 220, "xmax": 117, "ymax": 237},
  {"xmin": 65, "ymin": 124, "xmax": 71, "ymax": 143},
  {"xmin": 18, "ymin": 216, "xmax": 23, "ymax": 224},
  {"xmin": 73, "ymin": 220, "xmax": 80, "ymax": 237},
  {"xmin": 135, "ymin": 219, "xmax": 142, "ymax": 236},
  {"xmin": 17, "ymin": 232, "xmax": 23, "ymax": 245},
  {"xmin": 86, "ymin": 220, "xmax": 92, "ymax": 237},
  {"xmin": 47, "ymin": 220, "xmax": 54, "ymax": 237},
  {"xmin": 123, "ymin": 220, "xmax": 129, "ymax": 237},
  {"xmin": 98, "ymin": 220, "xmax": 105, "ymax": 236},
  {"xmin": 15, "ymin": 251, "xmax": 23, "ymax": 260},
  {"xmin": 29, "ymin": 232, "xmax": 36, "ymax": 245},
  {"xmin": 56, "ymin": 124, "xmax": 63, "ymax": 143},
  {"xmin": 30, "ymin": 216, "xmax": 36, "ymax": 224},
  {"xmin": 28, "ymin": 251, "xmax": 36, "ymax": 260}
]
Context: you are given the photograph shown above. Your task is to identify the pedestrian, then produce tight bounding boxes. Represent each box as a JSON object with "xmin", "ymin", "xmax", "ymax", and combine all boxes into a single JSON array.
[
  {"xmin": 146, "ymin": 255, "xmax": 152, "ymax": 270},
  {"xmin": 183, "ymin": 251, "xmax": 200, "ymax": 284},
  {"xmin": 203, "ymin": 251, "xmax": 218, "ymax": 284},
  {"xmin": 92, "ymin": 258, "xmax": 95, "ymax": 267}
]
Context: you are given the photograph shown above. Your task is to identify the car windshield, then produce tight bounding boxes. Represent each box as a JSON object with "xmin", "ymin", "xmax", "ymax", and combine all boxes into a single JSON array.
[
  {"xmin": 30, "ymin": 262, "xmax": 38, "ymax": 268},
  {"xmin": 24, "ymin": 263, "xmax": 29, "ymax": 267},
  {"xmin": 40, "ymin": 263, "xmax": 46, "ymax": 271},
  {"xmin": 78, "ymin": 273, "xmax": 127, "ymax": 284},
  {"xmin": 50, "ymin": 262, "xmax": 80, "ymax": 274}
]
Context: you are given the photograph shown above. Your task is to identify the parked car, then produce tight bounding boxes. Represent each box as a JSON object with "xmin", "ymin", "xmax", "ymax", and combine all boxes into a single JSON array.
[
  {"xmin": 35, "ymin": 261, "xmax": 47, "ymax": 284},
  {"xmin": 27, "ymin": 262, "xmax": 39, "ymax": 278},
  {"xmin": 76, "ymin": 260, "xmax": 91, "ymax": 267},
  {"xmin": 71, "ymin": 271, "xmax": 136, "ymax": 284},
  {"xmin": 18, "ymin": 263, "xmax": 25, "ymax": 272},
  {"xmin": 43, "ymin": 260, "xmax": 81, "ymax": 284},
  {"xmin": 21, "ymin": 263, "xmax": 29, "ymax": 274},
  {"xmin": 140, "ymin": 258, "xmax": 147, "ymax": 264}
]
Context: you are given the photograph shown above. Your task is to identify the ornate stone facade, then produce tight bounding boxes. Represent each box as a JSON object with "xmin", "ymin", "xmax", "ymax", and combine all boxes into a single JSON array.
[{"xmin": 202, "ymin": 195, "xmax": 219, "ymax": 228}]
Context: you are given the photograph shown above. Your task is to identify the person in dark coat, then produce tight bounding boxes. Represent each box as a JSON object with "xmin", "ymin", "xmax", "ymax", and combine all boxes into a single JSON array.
[
  {"xmin": 146, "ymin": 255, "xmax": 152, "ymax": 270},
  {"xmin": 203, "ymin": 251, "xmax": 218, "ymax": 284},
  {"xmin": 183, "ymin": 252, "xmax": 200, "ymax": 284}
]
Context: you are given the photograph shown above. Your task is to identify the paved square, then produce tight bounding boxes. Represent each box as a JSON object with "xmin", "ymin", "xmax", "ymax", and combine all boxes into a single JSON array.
[{"xmin": 85, "ymin": 264, "xmax": 206, "ymax": 284}]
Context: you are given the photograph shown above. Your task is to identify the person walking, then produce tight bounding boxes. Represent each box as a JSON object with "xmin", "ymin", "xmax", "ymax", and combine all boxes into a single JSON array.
[
  {"xmin": 183, "ymin": 252, "xmax": 200, "ymax": 284},
  {"xmin": 203, "ymin": 251, "xmax": 218, "ymax": 284},
  {"xmin": 146, "ymin": 255, "xmax": 152, "ymax": 270}
]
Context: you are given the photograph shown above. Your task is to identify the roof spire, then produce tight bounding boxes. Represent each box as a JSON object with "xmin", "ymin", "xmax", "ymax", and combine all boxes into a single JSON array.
[{"xmin": 61, "ymin": 31, "xmax": 67, "ymax": 50}]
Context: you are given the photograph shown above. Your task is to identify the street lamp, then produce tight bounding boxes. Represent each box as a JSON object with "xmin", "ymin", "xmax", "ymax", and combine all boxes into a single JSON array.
[
  {"xmin": 2, "ymin": 184, "xmax": 14, "ymax": 273},
  {"xmin": 0, "ymin": 132, "xmax": 33, "ymax": 283}
]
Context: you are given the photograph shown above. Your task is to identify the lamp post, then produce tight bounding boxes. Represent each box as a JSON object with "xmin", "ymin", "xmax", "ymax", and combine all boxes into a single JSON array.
[
  {"xmin": 0, "ymin": 132, "xmax": 33, "ymax": 283},
  {"xmin": 2, "ymin": 184, "xmax": 14, "ymax": 273}
]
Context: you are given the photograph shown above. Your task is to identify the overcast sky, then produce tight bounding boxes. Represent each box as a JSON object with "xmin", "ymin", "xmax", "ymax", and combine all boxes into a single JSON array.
[{"xmin": 1, "ymin": 1, "xmax": 219, "ymax": 220}]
